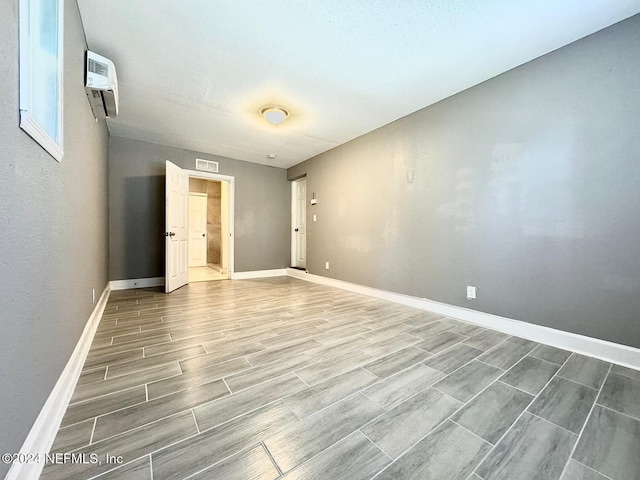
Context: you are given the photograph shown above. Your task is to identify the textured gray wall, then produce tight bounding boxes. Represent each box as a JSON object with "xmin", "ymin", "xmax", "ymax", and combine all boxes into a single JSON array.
[
  {"xmin": 288, "ymin": 15, "xmax": 640, "ymax": 348},
  {"xmin": 109, "ymin": 136, "xmax": 290, "ymax": 279},
  {"xmin": 0, "ymin": 1, "xmax": 109, "ymax": 473}
]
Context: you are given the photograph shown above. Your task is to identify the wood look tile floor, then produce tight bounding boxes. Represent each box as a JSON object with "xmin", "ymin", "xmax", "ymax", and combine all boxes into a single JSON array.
[{"xmin": 40, "ymin": 277, "xmax": 640, "ymax": 479}]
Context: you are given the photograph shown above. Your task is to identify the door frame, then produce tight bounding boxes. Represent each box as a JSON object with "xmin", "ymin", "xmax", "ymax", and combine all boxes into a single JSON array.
[
  {"xmin": 184, "ymin": 169, "xmax": 235, "ymax": 279},
  {"xmin": 291, "ymin": 177, "xmax": 307, "ymax": 268}
]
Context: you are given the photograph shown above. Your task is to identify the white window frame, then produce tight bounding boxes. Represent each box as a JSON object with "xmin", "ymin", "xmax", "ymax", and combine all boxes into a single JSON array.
[{"xmin": 19, "ymin": 0, "xmax": 65, "ymax": 162}]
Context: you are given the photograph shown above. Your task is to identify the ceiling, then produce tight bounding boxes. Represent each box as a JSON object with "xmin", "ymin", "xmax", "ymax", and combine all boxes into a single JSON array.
[{"xmin": 77, "ymin": 0, "xmax": 640, "ymax": 169}]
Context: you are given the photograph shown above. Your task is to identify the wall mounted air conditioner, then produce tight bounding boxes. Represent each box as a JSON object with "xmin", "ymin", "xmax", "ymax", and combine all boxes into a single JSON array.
[{"xmin": 84, "ymin": 50, "xmax": 119, "ymax": 119}]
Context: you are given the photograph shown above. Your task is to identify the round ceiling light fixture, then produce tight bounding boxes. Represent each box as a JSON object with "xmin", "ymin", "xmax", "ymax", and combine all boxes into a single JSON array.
[{"xmin": 260, "ymin": 105, "xmax": 289, "ymax": 125}]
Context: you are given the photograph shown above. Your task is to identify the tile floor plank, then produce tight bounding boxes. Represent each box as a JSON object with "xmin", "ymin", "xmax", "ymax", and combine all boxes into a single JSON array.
[
  {"xmin": 280, "ymin": 431, "xmax": 391, "ymax": 480},
  {"xmin": 561, "ymin": 459, "xmax": 610, "ymax": 480},
  {"xmin": 71, "ymin": 362, "xmax": 182, "ymax": 404},
  {"xmin": 362, "ymin": 387, "xmax": 462, "ymax": 459},
  {"xmin": 573, "ymin": 405, "xmax": 640, "ymax": 480},
  {"xmin": 147, "ymin": 357, "xmax": 250, "ymax": 399},
  {"xmin": 597, "ymin": 372, "xmax": 640, "ymax": 421},
  {"xmin": 60, "ymin": 386, "xmax": 147, "ymax": 428},
  {"xmin": 432, "ymin": 360, "xmax": 502, "ymax": 403},
  {"xmin": 451, "ymin": 381, "xmax": 533, "ymax": 445},
  {"xmin": 499, "ymin": 356, "xmax": 560, "ymax": 395},
  {"xmin": 374, "ymin": 420, "xmax": 491, "ymax": 480},
  {"xmin": 529, "ymin": 344, "xmax": 572, "ymax": 366},
  {"xmin": 93, "ymin": 379, "xmax": 230, "ymax": 442},
  {"xmin": 284, "ymin": 368, "xmax": 379, "ymax": 418},
  {"xmin": 414, "ymin": 331, "xmax": 467, "ymax": 354},
  {"xmin": 294, "ymin": 350, "xmax": 373, "ymax": 386},
  {"xmin": 422, "ymin": 344, "xmax": 484, "ymax": 374},
  {"xmin": 188, "ymin": 444, "xmax": 280, "ymax": 480},
  {"xmin": 225, "ymin": 354, "xmax": 316, "ymax": 392},
  {"xmin": 476, "ymin": 412, "xmax": 576, "ymax": 480},
  {"xmin": 362, "ymin": 347, "xmax": 431, "ymax": 379},
  {"xmin": 528, "ymin": 377, "xmax": 598, "ymax": 433},
  {"xmin": 264, "ymin": 393, "xmax": 383, "ymax": 473},
  {"xmin": 194, "ymin": 374, "xmax": 307, "ymax": 431},
  {"xmin": 477, "ymin": 340, "xmax": 534, "ymax": 370},
  {"xmin": 107, "ymin": 345, "xmax": 207, "ymax": 378},
  {"xmin": 362, "ymin": 363, "xmax": 444, "ymax": 410},
  {"xmin": 92, "ymin": 455, "xmax": 152, "ymax": 480},
  {"xmin": 152, "ymin": 401, "xmax": 297, "ymax": 480},
  {"xmin": 463, "ymin": 330, "xmax": 509, "ymax": 351},
  {"xmin": 557, "ymin": 354, "xmax": 610, "ymax": 389}
]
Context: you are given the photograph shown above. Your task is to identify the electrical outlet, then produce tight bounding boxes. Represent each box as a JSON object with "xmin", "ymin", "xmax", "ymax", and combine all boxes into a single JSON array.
[
  {"xmin": 325, "ymin": 261, "xmax": 330, "ymax": 270},
  {"xmin": 92, "ymin": 288, "xmax": 96, "ymax": 304},
  {"xmin": 466, "ymin": 286, "xmax": 477, "ymax": 300},
  {"xmin": 313, "ymin": 214, "xmax": 317, "ymax": 222}
]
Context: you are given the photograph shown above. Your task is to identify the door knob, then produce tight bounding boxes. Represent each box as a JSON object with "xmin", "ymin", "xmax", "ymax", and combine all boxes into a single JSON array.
[
  {"xmin": 295, "ymin": 228, "xmax": 299, "ymax": 232},
  {"xmin": 169, "ymin": 232, "xmax": 175, "ymax": 237},
  {"xmin": 202, "ymin": 234, "xmax": 205, "ymax": 237}
]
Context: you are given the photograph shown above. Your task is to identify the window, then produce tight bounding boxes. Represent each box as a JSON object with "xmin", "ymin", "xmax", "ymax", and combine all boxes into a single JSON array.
[{"xmin": 19, "ymin": 0, "xmax": 64, "ymax": 162}]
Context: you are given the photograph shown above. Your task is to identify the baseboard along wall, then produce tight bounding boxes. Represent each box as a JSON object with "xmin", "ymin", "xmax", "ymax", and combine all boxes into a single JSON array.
[{"xmin": 285, "ymin": 268, "xmax": 640, "ymax": 370}]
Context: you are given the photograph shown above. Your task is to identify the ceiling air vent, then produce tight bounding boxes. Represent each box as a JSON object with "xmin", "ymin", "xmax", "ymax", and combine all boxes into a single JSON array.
[{"xmin": 195, "ymin": 158, "xmax": 219, "ymax": 173}]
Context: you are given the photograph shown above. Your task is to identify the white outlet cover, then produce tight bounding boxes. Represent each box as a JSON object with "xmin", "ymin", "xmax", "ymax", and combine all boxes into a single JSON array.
[
  {"xmin": 466, "ymin": 286, "xmax": 477, "ymax": 300},
  {"xmin": 325, "ymin": 262, "xmax": 330, "ymax": 269}
]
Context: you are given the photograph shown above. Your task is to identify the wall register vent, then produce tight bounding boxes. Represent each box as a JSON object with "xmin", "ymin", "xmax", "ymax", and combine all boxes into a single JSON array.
[{"xmin": 195, "ymin": 158, "xmax": 219, "ymax": 173}]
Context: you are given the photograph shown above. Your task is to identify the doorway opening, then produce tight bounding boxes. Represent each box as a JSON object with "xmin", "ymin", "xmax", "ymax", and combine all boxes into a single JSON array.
[
  {"xmin": 188, "ymin": 177, "xmax": 231, "ymax": 283},
  {"xmin": 164, "ymin": 160, "xmax": 235, "ymax": 293}
]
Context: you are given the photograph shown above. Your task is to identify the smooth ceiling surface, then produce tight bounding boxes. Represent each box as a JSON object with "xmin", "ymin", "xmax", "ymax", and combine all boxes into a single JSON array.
[{"xmin": 77, "ymin": 0, "xmax": 640, "ymax": 168}]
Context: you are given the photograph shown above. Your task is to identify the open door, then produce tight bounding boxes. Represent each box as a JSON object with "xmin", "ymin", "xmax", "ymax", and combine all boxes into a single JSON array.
[{"xmin": 165, "ymin": 160, "xmax": 189, "ymax": 293}]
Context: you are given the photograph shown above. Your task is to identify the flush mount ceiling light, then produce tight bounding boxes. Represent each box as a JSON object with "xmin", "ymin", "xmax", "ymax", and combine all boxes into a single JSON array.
[{"xmin": 260, "ymin": 105, "xmax": 289, "ymax": 125}]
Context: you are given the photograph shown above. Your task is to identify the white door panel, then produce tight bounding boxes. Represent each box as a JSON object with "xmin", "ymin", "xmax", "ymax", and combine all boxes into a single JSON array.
[
  {"xmin": 292, "ymin": 178, "xmax": 307, "ymax": 268},
  {"xmin": 165, "ymin": 160, "xmax": 189, "ymax": 293},
  {"xmin": 189, "ymin": 193, "xmax": 207, "ymax": 267}
]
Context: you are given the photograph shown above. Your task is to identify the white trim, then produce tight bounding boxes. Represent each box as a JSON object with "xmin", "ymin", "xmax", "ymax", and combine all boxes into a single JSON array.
[
  {"xmin": 183, "ymin": 169, "xmax": 235, "ymax": 279},
  {"xmin": 232, "ymin": 269, "xmax": 287, "ymax": 280},
  {"xmin": 286, "ymin": 269, "xmax": 640, "ymax": 370},
  {"xmin": 19, "ymin": 115, "xmax": 64, "ymax": 162},
  {"xmin": 6, "ymin": 285, "xmax": 110, "ymax": 480},
  {"xmin": 109, "ymin": 277, "xmax": 164, "ymax": 290}
]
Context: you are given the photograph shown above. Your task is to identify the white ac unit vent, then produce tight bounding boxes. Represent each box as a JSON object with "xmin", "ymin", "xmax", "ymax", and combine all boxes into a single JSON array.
[
  {"xmin": 195, "ymin": 158, "xmax": 219, "ymax": 173},
  {"xmin": 84, "ymin": 50, "xmax": 119, "ymax": 119}
]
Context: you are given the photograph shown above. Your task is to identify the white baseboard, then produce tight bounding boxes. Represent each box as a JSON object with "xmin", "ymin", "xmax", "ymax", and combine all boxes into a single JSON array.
[
  {"xmin": 109, "ymin": 277, "xmax": 165, "ymax": 290},
  {"xmin": 286, "ymin": 268, "xmax": 640, "ymax": 370},
  {"xmin": 7, "ymin": 285, "xmax": 111, "ymax": 480},
  {"xmin": 232, "ymin": 269, "xmax": 287, "ymax": 280}
]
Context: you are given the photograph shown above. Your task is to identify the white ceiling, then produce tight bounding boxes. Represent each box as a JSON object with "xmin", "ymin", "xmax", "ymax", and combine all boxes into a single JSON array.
[{"xmin": 77, "ymin": 0, "xmax": 640, "ymax": 169}]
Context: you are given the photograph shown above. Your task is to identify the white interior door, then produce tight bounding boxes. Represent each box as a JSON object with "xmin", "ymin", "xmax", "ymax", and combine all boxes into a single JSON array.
[
  {"xmin": 165, "ymin": 160, "xmax": 189, "ymax": 293},
  {"xmin": 188, "ymin": 193, "xmax": 207, "ymax": 267},
  {"xmin": 293, "ymin": 178, "xmax": 307, "ymax": 268}
]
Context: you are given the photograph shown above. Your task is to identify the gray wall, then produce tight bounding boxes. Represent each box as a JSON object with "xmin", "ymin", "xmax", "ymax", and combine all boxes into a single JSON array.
[
  {"xmin": 109, "ymin": 136, "xmax": 290, "ymax": 279},
  {"xmin": 288, "ymin": 15, "xmax": 640, "ymax": 349},
  {"xmin": 0, "ymin": 1, "xmax": 109, "ymax": 473}
]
